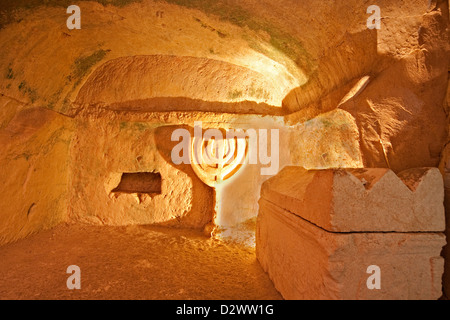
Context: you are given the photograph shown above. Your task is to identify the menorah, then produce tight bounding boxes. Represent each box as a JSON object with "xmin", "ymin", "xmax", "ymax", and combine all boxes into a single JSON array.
[{"xmin": 190, "ymin": 130, "xmax": 248, "ymax": 187}]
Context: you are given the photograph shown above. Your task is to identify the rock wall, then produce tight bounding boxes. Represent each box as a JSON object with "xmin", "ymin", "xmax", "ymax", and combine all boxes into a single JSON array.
[
  {"xmin": 0, "ymin": 98, "xmax": 73, "ymax": 245},
  {"xmin": 67, "ymin": 109, "xmax": 292, "ymax": 229},
  {"xmin": 68, "ymin": 116, "xmax": 216, "ymax": 228}
]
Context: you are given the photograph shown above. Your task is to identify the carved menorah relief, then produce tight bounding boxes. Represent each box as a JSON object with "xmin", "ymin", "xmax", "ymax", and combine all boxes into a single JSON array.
[
  {"xmin": 191, "ymin": 129, "xmax": 248, "ymax": 187},
  {"xmin": 171, "ymin": 122, "xmax": 280, "ymax": 187}
]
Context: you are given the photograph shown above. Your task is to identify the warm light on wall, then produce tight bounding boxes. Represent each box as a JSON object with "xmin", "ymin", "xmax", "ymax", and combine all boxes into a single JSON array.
[
  {"xmin": 231, "ymin": 49, "xmax": 306, "ymax": 107},
  {"xmin": 191, "ymin": 133, "xmax": 248, "ymax": 188}
]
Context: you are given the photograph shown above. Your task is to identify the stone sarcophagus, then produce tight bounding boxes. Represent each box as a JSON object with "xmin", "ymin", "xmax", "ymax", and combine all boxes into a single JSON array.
[{"xmin": 256, "ymin": 167, "xmax": 447, "ymax": 300}]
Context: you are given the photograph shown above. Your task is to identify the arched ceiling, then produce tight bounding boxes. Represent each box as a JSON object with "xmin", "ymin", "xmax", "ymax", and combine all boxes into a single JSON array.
[
  {"xmin": 74, "ymin": 55, "xmax": 287, "ymax": 114},
  {"xmin": 0, "ymin": 0, "xmax": 446, "ymax": 117},
  {"xmin": 0, "ymin": 0, "xmax": 306, "ymax": 114}
]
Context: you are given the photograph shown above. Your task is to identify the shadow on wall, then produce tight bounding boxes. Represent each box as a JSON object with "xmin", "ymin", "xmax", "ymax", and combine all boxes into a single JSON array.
[
  {"xmin": 153, "ymin": 125, "xmax": 216, "ymax": 229},
  {"xmin": 282, "ymin": 29, "xmax": 380, "ymax": 114},
  {"xmin": 84, "ymin": 96, "xmax": 286, "ymax": 116}
]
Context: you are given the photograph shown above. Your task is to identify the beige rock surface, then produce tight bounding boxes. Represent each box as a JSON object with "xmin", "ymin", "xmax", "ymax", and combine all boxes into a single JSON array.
[
  {"xmin": 0, "ymin": 101, "xmax": 73, "ymax": 246},
  {"xmin": 0, "ymin": 0, "xmax": 301, "ymax": 113},
  {"xmin": 0, "ymin": 0, "xmax": 447, "ymax": 173},
  {"xmin": 75, "ymin": 55, "xmax": 284, "ymax": 110},
  {"xmin": 444, "ymin": 171, "xmax": 450, "ymax": 299},
  {"xmin": 68, "ymin": 120, "xmax": 216, "ymax": 228},
  {"xmin": 438, "ymin": 47, "xmax": 450, "ymax": 300},
  {"xmin": 257, "ymin": 198, "xmax": 445, "ymax": 300},
  {"xmin": 0, "ymin": 222, "xmax": 281, "ymax": 300},
  {"xmin": 281, "ymin": 0, "xmax": 449, "ymax": 172},
  {"xmin": 68, "ymin": 110, "xmax": 291, "ymax": 229},
  {"xmin": 288, "ymin": 109, "xmax": 363, "ymax": 170},
  {"xmin": 261, "ymin": 166, "xmax": 445, "ymax": 233}
]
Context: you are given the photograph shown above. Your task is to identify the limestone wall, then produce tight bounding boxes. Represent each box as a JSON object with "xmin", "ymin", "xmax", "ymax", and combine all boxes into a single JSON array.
[{"xmin": 0, "ymin": 98, "xmax": 73, "ymax": 245}]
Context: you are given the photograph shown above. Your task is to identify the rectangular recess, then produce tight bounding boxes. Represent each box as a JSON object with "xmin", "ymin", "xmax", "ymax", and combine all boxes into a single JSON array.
[{"xmin": 112, "ymin": 172, "xmax": 162, "ymax": 194}]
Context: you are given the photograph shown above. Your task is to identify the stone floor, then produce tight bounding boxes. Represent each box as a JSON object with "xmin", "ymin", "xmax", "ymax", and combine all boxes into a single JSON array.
[{"xmin": 0, "ymin": 222, "xmax": 281, "ymax": 300}]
